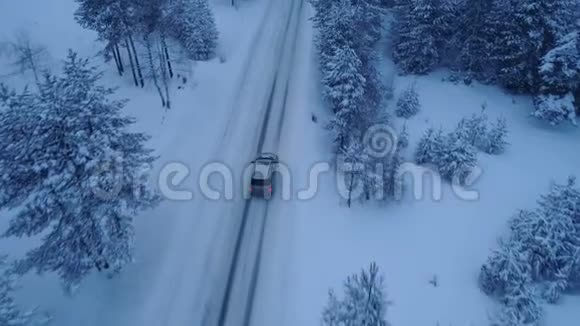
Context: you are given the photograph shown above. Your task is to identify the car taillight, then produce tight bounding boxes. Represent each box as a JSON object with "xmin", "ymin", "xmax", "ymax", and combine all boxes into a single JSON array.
[
  {"xmin": 249, "ymin": 186, "xmax": 253, "ymax": 192},
  {"xmin": 268, "ymin": 186, "xmax": 272, "ymax": 193}
]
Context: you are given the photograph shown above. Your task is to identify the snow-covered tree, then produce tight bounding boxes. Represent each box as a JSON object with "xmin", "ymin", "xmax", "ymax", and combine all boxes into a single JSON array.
[
  {"xmin": 453, "ymin": 0, "xmax": 495, "ymax": 79},
  {"xmin": 323, "ymin": 46, "xmax": 366, "ymax": 114},
  {"xmin": 0, "ymin": 51, "xmax": 160, "ymax": 292},
  {"xmin": 74, "ymin": 0, "xmax": 133, "ymax": 45},
  {"xmin": 539, "ymin": 31, "xmax": 580, "ymax": 95},
  {"xmin": 479, "ymin": 239, "xmax": 532, "ymax": 298},
  {"xmin": 310, "ymin": 0, "xmax": 336, "ymax": 30},
  {"xmin": 488, "ymin": 0, "xmax": 577, "ymax": 92},
  {"xmin": 436, "ymin": 133, "xmax": 477, "ymax": 183},
  {"xmin": 537, "ymin": 176, "xmax": 580, "ymax": 227},
  {"xmin": 397, "ymin": 124, "xmax": 409, "ymax": 150},
  {"xmin": 482, "ymin": 1, "xmax": 534, "ymax": 92},
  {"xmin": 482, "ymin": 117, "xmax": 509, "ymax": 155},
  {"xmin": 352, "ymin": 0, "xmax": 384, "ymax": 53},
  {"xmin": 165, "ymin": 0, "xmax": 218, "ymax": 60},
  {"xmin": 393, "ymin": 0, "xmax": 441, "ymax": 74},
  {"xmin": 322, "ymin": 262, "xmax": 391, "ymax": 326},
  {"xmin": 494, "ymin": 281, "xmax": 542, "ymax": 326},
  {"xmin": 316, "ymin": 0, "xmax": 357, "ymax": 68},
  {"xmin": 395, "ymin": 83, "xmax": 420, "ymax": 118},
  {"xmin": 325, "ymin": 46, "xmax": 366, "ymax": 149},
  {"xmin": 453, "ymin": 109, "xmax": 488, "ymax": 149},
  {"xmin": 0, "ymin": 256, "xmax": 49, "ymax": 326},
  {"xmin": 414, "ymin": 127, "xmax": 444, "ymax": 166},
  {"xmin": 532, "ymin": 93, "xmax": 577, "ymax": 126},
  {"xmin": 339, "ymin": 140, "xmax": 370, "ymax": 207},
  {"xmin": 509, "ymin": 208, "xmax": 580, "ymax": 302},
  {"xmin": 382, "ymin": 147, "xmax": 403, "ymax": 200},
  {"xmin": 482, "ymin": 176, "xmax": 580, "ymax": 323},
  {"xmin": 75, "ymin": 0, "xmax": 137, "ymax": 76}
]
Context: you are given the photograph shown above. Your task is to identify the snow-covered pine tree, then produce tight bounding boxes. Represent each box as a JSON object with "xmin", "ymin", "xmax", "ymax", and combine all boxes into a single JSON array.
[
  {"xmin": 393, "ymin": 0, "xmax": 441, "ymax": 74},
  {"xmin": 436, "ymin": 133, "xmax": 477, "ymax": 183},
  {"xmin": 397, "ymin": 124, "xmax": 409, "ymax": 150},
  {"xmin": 323, "ymin": 45, "xmax": 366, "ymax": 115},
  {"xmin": 453, "ymin": 109, "xmax": 488, "ymax": 149},
  {"xmin": 165, "ymin": 0, "xmax": 218, "ymax": 60},
  {"xmin": 0, "ymin": 51, "xmax": 160, "ymax": 292},
  {"xmin": 75, "ymin": 0, "xmax": 137, "ymax": 76},
  {"xmin": 339, "ymin": 139, "xmax": 370, "ymax": 207},
  {"xmin": 342, "ymin": 262, "xmax": 390, "ymax": 326},
  {"xmin": 484, "ymin": 0, "xmax": 535, "ymax": 92},
  {"xmin": 453, "ymin": 0, "xmax": 495, "ymax": 80},
  {"xmin": 414, "ymin": 127, "xmax": 444, "ymax": 166},
  {"xmin": 479, "ymin": 239, "xmax": 533, "ymax": 298},
  {"xmin": 325, "ymin": 46, "xmax": 366, "ymax": 149},
  {"xmin": 483, "ymin": 117, "xmax": 509, "ymax": 155},
  {"xmin": 351, "ymin": 0, "xmax": 384, "ymax": 53},
  {"xmin": 494, "ymin": 281, "xmax": 542, "ymax": 326},
  {"xmin": 310, "ymin": 0, "xmax": 336, "ymax": 30},
  {"xmin": 489, "ymin": 0, "xmax": 577, "ymax": 92},
  {"xmin": 322, "ymin": 262, "xmax": 391, "ymax": 326},
  {"xmin": 395, "ymin": 82, "xmax": 420, "ymax": 118},
  {"xmin": 382, "ymin": 146, "xmax": 404, "ymax": 200},
  {"xmin": 0, "ymin": 256, "xmax": 48, "ymax": 326},
  {"xmin": 509, "ymin": 208, "xmax": 580, "ymax": 302},
  {"xmin": 538, "ymin": 176, "xmax": 580, "ymax": 229},
  {"xmin": 74, "ymin": 0, "xmax": 133, "ymax": 46},
  {"xmin": 431, "ymin": 0, "xmax": 456, "ymax": 63},
  {"xmin": 539, "ymin": 31, "xmax": 580, "ymax": 95},
  {"xmin": 317, "ymin": 0, "xmax": 358, "ymax": 84},
  {"xmin": 532, "ymin": 93, "xmax": 577, "ymax": 126}
]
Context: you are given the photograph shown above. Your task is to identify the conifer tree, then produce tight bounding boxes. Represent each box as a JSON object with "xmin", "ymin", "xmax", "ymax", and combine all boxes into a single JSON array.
[{"xmin": 0, "ymin": 51, "xmax": 160, "ymax": 292}]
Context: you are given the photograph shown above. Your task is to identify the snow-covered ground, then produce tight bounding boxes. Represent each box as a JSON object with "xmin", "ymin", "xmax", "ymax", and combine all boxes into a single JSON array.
[{"xmin": 1, "ymin": 1, "xmax": 580, "ymax": 326}]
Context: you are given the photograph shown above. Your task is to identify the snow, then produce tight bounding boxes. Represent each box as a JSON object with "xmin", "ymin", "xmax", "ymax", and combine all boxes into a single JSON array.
[{"xmin": 1, "ymin": 1, "xmax": 580, "ymax": 326}]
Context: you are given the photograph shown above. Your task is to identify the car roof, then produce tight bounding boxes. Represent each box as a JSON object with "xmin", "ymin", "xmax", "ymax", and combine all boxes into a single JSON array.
[{"xmin": 253, "ymin": 160, "xmax": 272, "ymax": 179}]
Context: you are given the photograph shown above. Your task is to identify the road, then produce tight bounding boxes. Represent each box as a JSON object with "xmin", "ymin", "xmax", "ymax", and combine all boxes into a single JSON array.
[{"xmin": 197, "ymin": 0, "xmax": 306, "ymax": 326}]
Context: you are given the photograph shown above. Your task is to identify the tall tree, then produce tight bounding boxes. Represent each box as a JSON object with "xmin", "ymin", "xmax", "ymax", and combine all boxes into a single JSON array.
[
  {"xmin": 539, "ymin": 31, "xmax": 580, "ymax": 95},
  {"xmin": 487, "ymin": 0, "xmax": 577, "ymax": 92},
  {"xmin": 324, "ymin": 46, "xmax": 366, "ymax": 148},
  {"xmin": 0, "ymin": 51, "xmax": 160, "ymax": 292},
  {"xmin": 164, "ymin": 0, "xmax": 219, "ymax": 60},
  {"xmin": 453, "ymin": 0, "xmax": 495, "ymax": 79},
  {"xmin": 393, "ymin": 0, "xmax": 442, "ymax": 74}
]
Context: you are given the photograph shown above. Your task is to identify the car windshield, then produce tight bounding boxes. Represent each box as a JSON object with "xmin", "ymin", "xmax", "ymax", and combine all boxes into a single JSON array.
[{"xmin": 251, "ymin": 178, "xmax": 269, "ymax": 186}]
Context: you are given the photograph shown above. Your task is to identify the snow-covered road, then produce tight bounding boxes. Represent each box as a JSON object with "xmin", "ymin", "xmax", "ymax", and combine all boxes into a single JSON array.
[
  {"xmin": 199, "ymin": 1, "xmax": 306, "ymax": 326},
  {"xmin": 127, "ymin": 0, "xmax": 309, "ymax": 325}
]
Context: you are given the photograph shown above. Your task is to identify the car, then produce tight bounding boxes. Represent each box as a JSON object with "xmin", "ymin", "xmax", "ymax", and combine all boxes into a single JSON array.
[{"xmin": 249, "ymin": 153, "xmax": 279, "ymax": 199}]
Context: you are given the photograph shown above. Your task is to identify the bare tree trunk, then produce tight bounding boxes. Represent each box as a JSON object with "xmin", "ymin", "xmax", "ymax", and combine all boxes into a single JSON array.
[
  {"xmin": 144, "ymin": 34, "xmax": 166, "ymax": 108},
  {"xmin": 160, "ymin": 32, "xmax": 174, "ymax": 79},
  {"xmin": 26, "ymin": 49, "xmax": 41, "ymax": 86},
  {"xmin": 111, "ymin": 44, "xmax": 123, "ymax": 76},
  {"xmin": 347, "ymin": 173, "xmax": 354, "ymax": 208},
  {"xmin": 129, "ymin": 34, "xmax": 145, "ymax": 88},
  {"xmin": 125, "ymin": 38, "xmax": 139, "ymax": 87},
  {"xmin": 158, "ymin": 41, "xmax": 171, "ymax": 110},
  {"xmin": 114, "ymin": 43, "xmax": 124, "ymax": 74},
  {"xmin": 575, "ymin": 86, "xmax": 580, "ymax": 117}
]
